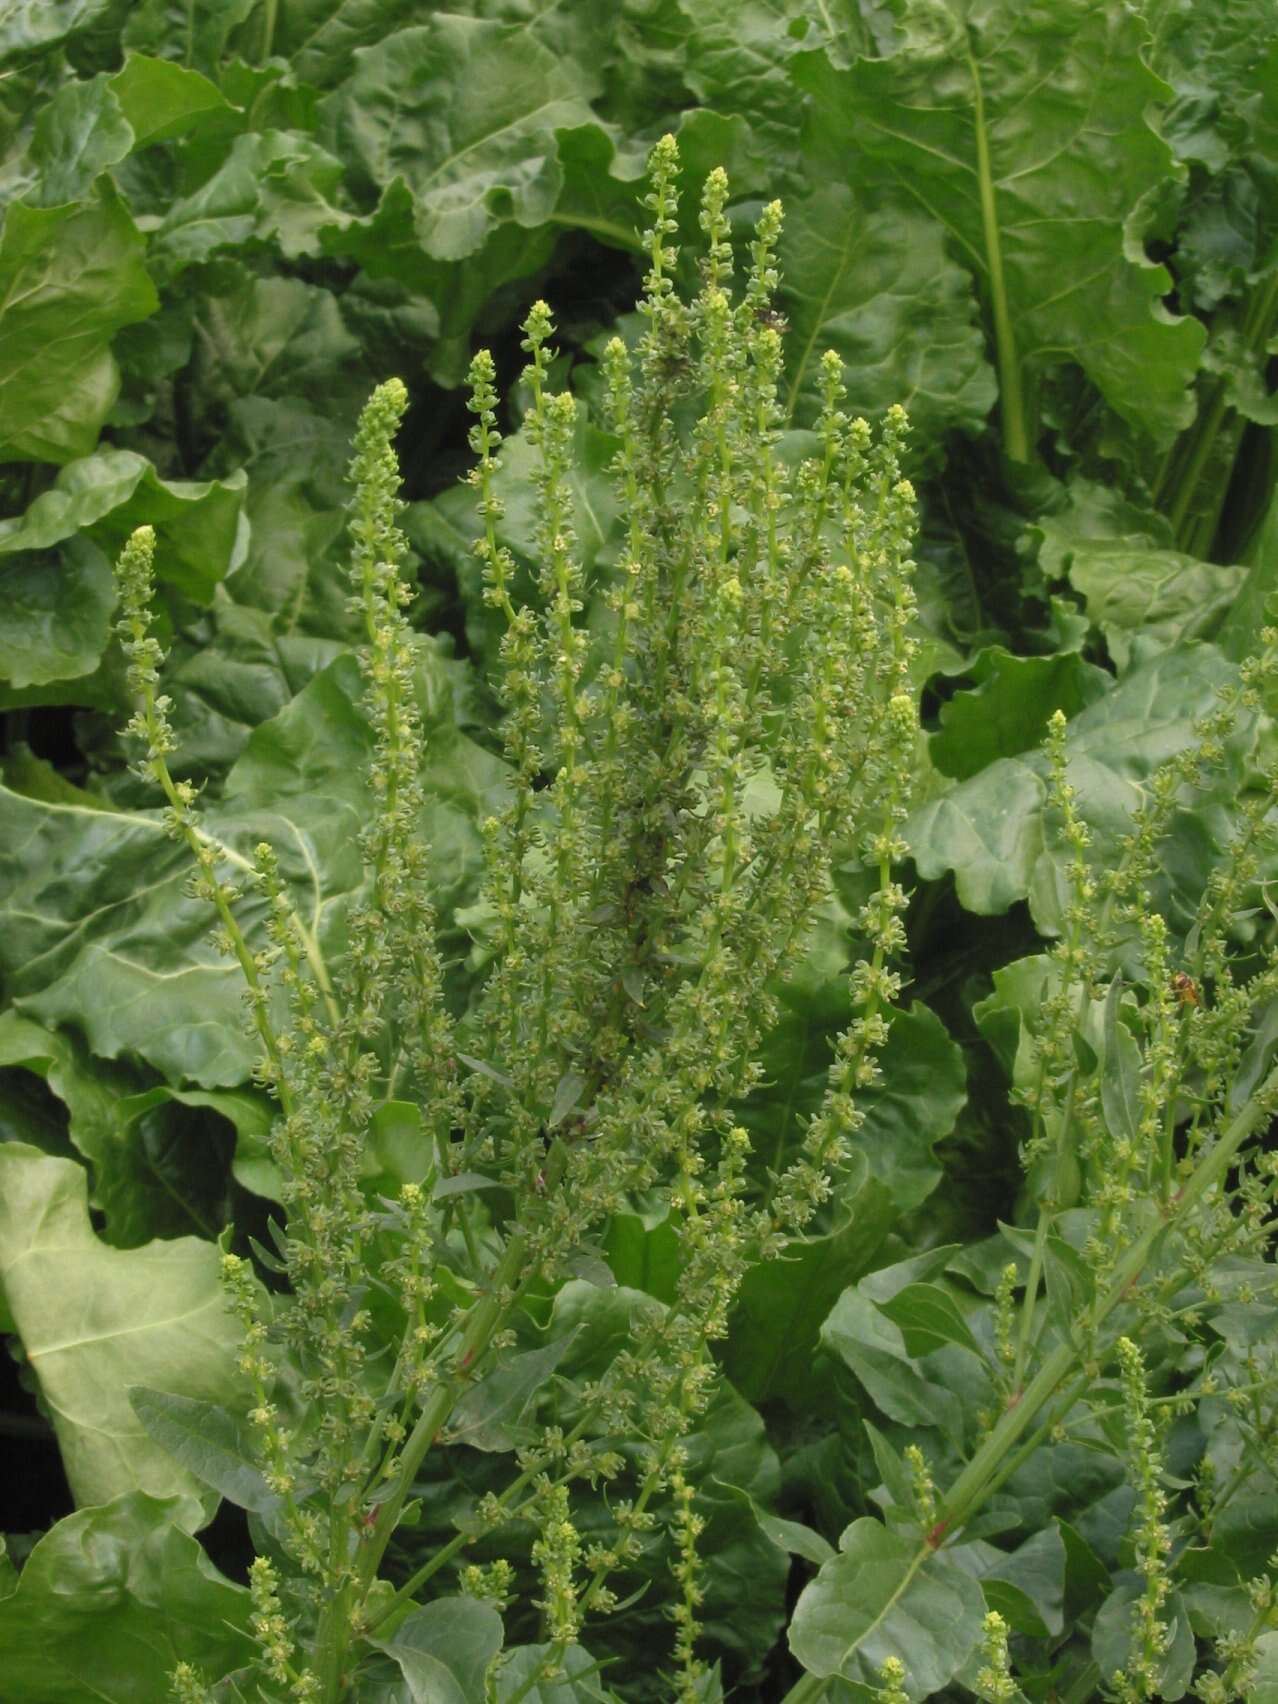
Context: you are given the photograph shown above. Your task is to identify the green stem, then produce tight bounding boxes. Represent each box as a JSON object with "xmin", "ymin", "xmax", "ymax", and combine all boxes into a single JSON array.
[
  {"xmin": 967, "ymin": 43, "xmax": 1028, "ymax": 462},
  {"xmin": 355, "ymin": 1235, "xmax": 530, "ymax": 1594},
  {"xmin": 1167, "ymin": 379, "xmax": 1231, "ymax": 547}
]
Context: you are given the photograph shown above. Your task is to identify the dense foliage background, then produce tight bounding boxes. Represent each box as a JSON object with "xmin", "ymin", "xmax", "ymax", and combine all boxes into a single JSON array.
[{"xmin": 2, "ymin": 1, "xmax": 1277, "ymax": 1699}]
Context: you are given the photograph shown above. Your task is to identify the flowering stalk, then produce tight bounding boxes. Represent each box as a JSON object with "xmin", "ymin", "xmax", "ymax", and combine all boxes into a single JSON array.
[{"xmin": 118, "ymin": 132, "xmax": 922, "ymax": 1701}]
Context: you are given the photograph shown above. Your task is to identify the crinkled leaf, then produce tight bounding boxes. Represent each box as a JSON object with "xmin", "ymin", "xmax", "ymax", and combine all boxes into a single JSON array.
[
  {"xmin": 153, "ymin": 130, "xmax": 347, "ymax": 276},
  {"xmin": 930, "ymin": 646, "xmax": 1110, "ymax": 781},
  {"xmin": 25, "ymin": 73, "xmax": 133, "ymax": 207},
  {"xmin": 0, "ymin": 193, "xmax": 158, "ymax": 465},
  {"xmin": 320, "ymin": 17, "xmax": 600, "ymax": 262},
  {"xmin": 0, "ymin": 650, "xmax": 500, "ymax": 1086},
  {"xmin": 0, "ymin": 1492, "xmax": 253, "ymax": 1703},
  {"xmin": 792, "ymin": 0, "xmax": 1205, "ymax": 450},
  {"xmin": 788, "ymin": 1516, "xmax": 986, "ymax": 1695},
  {"xmin": 780, "ymin": 183, "xmax": 996, "ymax": 445},
  {"xmin": 0, "ymin": 1145, "xmax": 244, "ymax": 1509},
  {"xmin": 1037, "ymin": 495, "xmax": 1247, "ymax": 666}
]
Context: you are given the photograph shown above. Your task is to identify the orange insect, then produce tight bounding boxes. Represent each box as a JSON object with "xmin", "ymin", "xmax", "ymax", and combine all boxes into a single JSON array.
[{"xmin": 1172, "ymin": 972, "xmax": 1200, "ymax": 1007}]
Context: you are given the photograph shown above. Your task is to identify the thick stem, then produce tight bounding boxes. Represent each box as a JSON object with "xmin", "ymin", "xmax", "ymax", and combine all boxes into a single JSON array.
[{"xmin": 967, "ymin": 44, "xmax": 1028, "ymax": 462}]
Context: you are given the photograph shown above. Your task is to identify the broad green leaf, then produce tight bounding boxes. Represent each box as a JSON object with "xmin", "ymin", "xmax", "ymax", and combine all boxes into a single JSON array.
[
  {"xmin": 676, "ymin": 0, "xmax": 807, "ymax": 162},
  {"xmin": 1206, "ymin": 1473, "xmax": 1278, "ymax": 1578},
  {"xmin": 1100, "ymin": 977, "xmax": 1141, "ymax": 1152},
  {"xmin": 1255, "ymin": 1630, "xmax": 1278, "ymax": 1702},
  {"xmin": 878, "ymin": 1282, "xmax": 982, "ymax": 1361},
  {"xmin": 0, "ymin": 1008, "xmax": 143, "ymax": 1199},
  {"xmin": 714, "ymin": 1479, "xmax": 836, "ymax": 1566},
  {"xmin": 321, "ymin": 179, "xmax": 556, "ymax": 388},
  {"xmin": 0, "ymin": 448, "xmax": 246, "ymax": 604},
  {"xmin": 739, "ymin": 1002, "xmax": 964, "ymax": 1219},
  {"xmin": 0, "ymin": 193, "xmax": 158, "ymax": 465},
  {"xmin": 495, "ymin": 1643, "xmax": 616, "ymax": 1703},
  {"xmin": 152, "ymin": 130, "xmax": 347, "ymax": 275},
  {"xmin": 780, "ymin": 183, "xmax": 996, "ymax": 446},
  {"xmin": 108, "ymin": 1084, "xmax": 266, "ymax": 1242},
  {"xmin": 142, "ymin": 598, "xmax": 345, "ymax": 784},
  {"xmin": 119, "ymin": 0, "xmax": 256, "ymax": 73},
  {"xmin": 0, "ymin": 451, "xmax": 247, "ymax": 697},
  {"xmin": 821, "ymin": 1281, "xmax": 980, "ymax": 1444},
  {"xmin": 604, "ymin": 1196, "xmax": 681, "ymax": 1303},
  {"xmin": 1218, "ymin": 485, "xmax": 1278, "ymax": 663},
  {"xmin": 0, "ymin": 650, "xmax": 499, "ymax": 1086},
  {"xmin": 25, "ymin": 74, "xmax": 133, "ymax": 207},
  {"xmin": 909, "ymin": 643, "xmax": 1259, "ymax": 922},
  {"xmin": 788, "ymin": 1517, "xmax": 986, "ymax": 1695},
  {"xmin": 792, "ymin": 0, "xmax": 1205, "ymax": 455},
  {"xmin": 545, "ymin": 1281, "xmax": 788, "ymax": 1680},
  {"xmin": 449, "ymin": 1332, "xmax": 578, "ymax": 1452},
  {"xmin": 1044, "ymin": 529, "xmax": 1245, "ymax": 671},
  {"xmin": 723, "ymin": 1155, "xmax": 895, "ymax": 1405},
  {"xmin": 108, "ymin": 52, "xmax": 233, "ymax": 148},
  {"xmin": 1057, "ymin": 1515, "xmax": 1112, "ymax": 1623},
  {"xmin": 930, "ymin": 647, "xmax": 1110, "ymax": 780},
  {"xmin": 1092, "ymin": 1582, "xmax": 1195, "ymax": 1700},
  {"xmin": 957, "ymin": 1524, "xmax": 1067, "ymax": 1638},
  {"xmin": 365, "ymin": 1594, "xmax": 540, "ymax": 1700},
  {"xmin": 0, "ymin": 0, "xmax": 120, "ymax": 62},
  {"xmin": 0, "ymin": 536, "xmax": 116, "ymax": 698},
  {"xmin": 0, "ymin": 1010, "xmax": 250, "ymax": 1244},
  {"xmin": 0, "ymin": 1492, "xmax": 253, "ymax": 1703},
  {"xmin": 188, "ymin": 268, "xmax": 364, "ymax": 416},
  {"xmin": 319, "ymin": 17, "xmax": 601, "ymax": 262},
  {"xmin": 0, "ymin": 1145, "xmax": 245, "ymax": 1509}
]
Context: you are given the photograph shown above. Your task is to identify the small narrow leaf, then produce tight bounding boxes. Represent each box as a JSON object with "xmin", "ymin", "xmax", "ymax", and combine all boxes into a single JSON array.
[
  {"xmin": 1101, "ymin": 975, "xmax": 1141, "ymax": 1149},
  {"xmin": 549, "ymin": 1069, "xmax": 588, "ymax": 1128},
  {"xmin": 432, "ymin": 1171, "xmax": 501, "ymax": 1201}
]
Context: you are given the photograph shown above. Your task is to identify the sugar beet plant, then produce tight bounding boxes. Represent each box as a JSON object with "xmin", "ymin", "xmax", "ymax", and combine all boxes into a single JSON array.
[
  {"xmin": 112, "ymin": 136, "xmax": 920, "ymax": 1701},
  {"xmin": 94, "ymin": 135, "xmax": 1278, "ymax": 1703}
]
